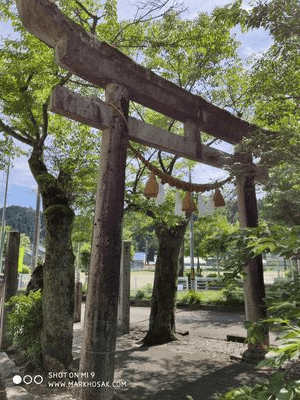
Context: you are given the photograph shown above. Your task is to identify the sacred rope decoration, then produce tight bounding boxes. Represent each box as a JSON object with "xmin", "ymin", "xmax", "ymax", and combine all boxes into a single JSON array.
[{"xmin": 109, "ymin": 102, "xmax": 232, "ymax": 213}]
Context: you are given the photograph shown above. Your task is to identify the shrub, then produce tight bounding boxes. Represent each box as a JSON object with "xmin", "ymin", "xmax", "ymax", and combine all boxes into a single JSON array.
[
  {"xmin": 21, "ymin": 265, "xmax": 31, "ymax": 274},
  {"xmin": 132, "ymin": 283, "xmax": 153, "ymax": 300},
  {"xmin": 222, "ymin": 283, "xmax": 244, "ymax": 306},
  {"xmin": 177, "ymin": 290, "xmax": 226, "ymax": 305},
  {"xmin": 82, "ymin": 282, "xmax": 88, "ymax": 295},
  {"xmin": 178, "ymin": 290, "xmax": 202, "ymax": 304},
  {"xmin": 215, "ymin": 378, "xmax": 300, "ymax": 399},
  {"xmin": 206, "ymin": 272, "xmax": 219, "ymax": 278},
  {"xmin": 6, "ymin": 290, "xmax": 43, "ymax": 371}
]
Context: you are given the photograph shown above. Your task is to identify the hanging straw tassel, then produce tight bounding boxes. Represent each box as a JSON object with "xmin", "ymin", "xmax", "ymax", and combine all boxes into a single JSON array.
[
  {"xmin": 156, "ymin": 182, "xmax": 165, "ymax": 205},
  {"xmin": 213, "ymin": 188, "xmax": 225, "ymax": 207},
  {"xmin": 174, "ymin": 191, "xmax": 183, "ymax": 216},
  {"xmin": 197, "ymin": 194, "xmax": 206, "ymax": 216},
  {"xmin": 182, "ymin": 191, "xmax": 197, "ymax": 213},
  {"xmin": 144, "ymin": 173, "xmax": 159, "ymax": 199}
]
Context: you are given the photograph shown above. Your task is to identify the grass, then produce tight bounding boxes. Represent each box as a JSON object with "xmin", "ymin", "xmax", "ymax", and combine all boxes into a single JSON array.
[{"xmin": 177, "ymin": 290, "xmax": 226, "ymax": 305}]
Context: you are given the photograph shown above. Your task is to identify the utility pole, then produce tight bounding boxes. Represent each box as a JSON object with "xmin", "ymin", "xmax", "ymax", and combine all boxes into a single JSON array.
[
  {"xmin": 189, "ymin": 166, "xmax": 195, "ymax": 289},
  {"xmin": 31, "ymin": 189, "xmax": 41, "ymax": 271},
  {"xmin": 0, "ymin": 154, "xmax": 11, "ymax": 273}
]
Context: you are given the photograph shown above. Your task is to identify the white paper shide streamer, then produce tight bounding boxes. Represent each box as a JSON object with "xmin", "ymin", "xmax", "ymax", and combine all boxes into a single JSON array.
[
  {"xmin": 155, "ymin": 181, "xmax": 165, "ymax": 205},
  {"xmin": 174, "ymin": 191, "xmax": 183, "ymax": 216},
  {"xmin": 205, "ymin": 194, "xmax": 215, "ymax": 215},
  {"xmin": 197, "ymin": 194, "xmax": 206, "ymax": 216}
]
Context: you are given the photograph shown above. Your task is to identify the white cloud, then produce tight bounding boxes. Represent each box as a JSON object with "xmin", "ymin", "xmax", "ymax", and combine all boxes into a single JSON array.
[
  {"xmin": 236, "ymin": 28, "xmax": 273, "ymax": 59},
  {"xmin": 9, "ymin": 155, "xmax": 36, "ymax": 189}
]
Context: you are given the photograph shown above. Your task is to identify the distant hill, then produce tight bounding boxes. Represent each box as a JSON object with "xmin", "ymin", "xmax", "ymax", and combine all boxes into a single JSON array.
[{"xmin": 0, "ymin": 205, "xmax": 44, "ymax": 241}]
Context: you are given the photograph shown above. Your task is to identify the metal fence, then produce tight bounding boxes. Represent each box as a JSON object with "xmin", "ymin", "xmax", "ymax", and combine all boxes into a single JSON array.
[{"xmin": 130, "ymin": 255, "xmax": 296, "ymax": 292}]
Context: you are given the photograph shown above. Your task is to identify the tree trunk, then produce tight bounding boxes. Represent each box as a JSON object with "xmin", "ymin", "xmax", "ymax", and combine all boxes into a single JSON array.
[
  {"xmin": 29, "ymin": 144, "xmax": 75, "ymax": 370},
  {"xmin": 178, "ymin": 240, "xmax": 184, "ymax": 277},
  {"xmin": 143, "ymin": 219, "xmax": 189, "ymax": 346}
]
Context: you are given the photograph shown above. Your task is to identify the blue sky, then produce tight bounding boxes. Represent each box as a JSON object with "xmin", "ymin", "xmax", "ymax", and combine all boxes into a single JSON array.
[{"xmin": 0, "ymin": 0, "xmax": 273, "ymax": 209}]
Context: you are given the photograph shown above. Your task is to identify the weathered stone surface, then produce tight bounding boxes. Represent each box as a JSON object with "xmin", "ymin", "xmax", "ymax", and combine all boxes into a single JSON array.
[
  {"xmin": 0, "ymin": 353, "xmax": 37, "ymax": 399},
  {"xmin": 6, "ymin": 386, "xmax": 36, "ymax": 400},
  {"xmin": 0, "ymin": 353, "xmax": 17, "ymax": 380}
]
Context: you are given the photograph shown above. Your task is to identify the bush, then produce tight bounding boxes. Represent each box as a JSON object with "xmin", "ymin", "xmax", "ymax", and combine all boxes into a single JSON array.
[
  {"xmin": 21, "ymin": 265, "xmax": 31, "ymax": 274},
  {"xmin": 206, "ymin": 272, "xmax": 219, "ymax": 278},
  {"xmin": 178, "ymin": 290, "xmax": 202, "ymax": 304},
  {"xmin": 132, "ymin": 283, "xmax": 153, "ymax": 300},
  {"xmin": 222, "ymin": 283, "xmax": 244, "ymax": 306},
  {"xmin": 6, "ymin": 290, "xmax": 43, "ymax": 371},
  {"xmin": 215, "ymin": 378, "xmax": 300, "ymax": 399},
  {"xmin": 177, "ymin": 290, "xmax": 226, "ymax": 305},
  {"xmin": 82, "ymin": 282, "xmax": 88, "ymax": 295}
]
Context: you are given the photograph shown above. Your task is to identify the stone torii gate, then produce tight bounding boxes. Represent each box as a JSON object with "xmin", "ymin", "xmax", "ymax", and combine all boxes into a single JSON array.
[{"xmin": 17, "ymin": 1, "xmax": 269, "ymax": 398}]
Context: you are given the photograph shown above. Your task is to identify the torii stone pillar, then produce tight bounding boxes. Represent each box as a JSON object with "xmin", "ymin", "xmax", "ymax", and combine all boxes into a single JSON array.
[
  {"xmin": 236, "ymin": 153, "xmax": 269, "ymax": 360},
  {"xmin": 79, "ymin": 83, "xmax": 129, "ymax": 400}
]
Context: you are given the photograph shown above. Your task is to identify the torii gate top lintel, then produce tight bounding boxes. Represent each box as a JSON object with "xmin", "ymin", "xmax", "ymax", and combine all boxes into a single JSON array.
[{"xmin": 17, "ymin": 0, "xmax": 268, "ymax": 149}]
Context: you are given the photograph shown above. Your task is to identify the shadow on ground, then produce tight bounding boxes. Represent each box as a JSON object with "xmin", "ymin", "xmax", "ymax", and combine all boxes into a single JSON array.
[
  {"xmin": 110, "ymin": 332, "xmax": 269, "ymax": 400},
  {"xmin": 70, "ymin": 309, "xmax": 268, "ymax": 400},
  {"xmin": 175, "ymin": 309, "xmax": 245, "ymax": 329}
]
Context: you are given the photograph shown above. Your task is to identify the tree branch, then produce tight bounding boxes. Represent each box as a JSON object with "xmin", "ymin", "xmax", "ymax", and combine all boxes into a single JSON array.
[
  {"xmin": 158, "ymin": 151, "xmax": 167, "ymax": 173},
  {"xmin": 20, "ymin": 72, "xmax": 35, "ymax": 93},
  {"xmin": 112, "ymin": 0, "xmax": 186, "ymax": 46},
  {"xmin": 0, "ymin": 118, "xmax": 33, "ymax": 146},
  {"xmin": 166, "ymin": 154, "xmax": 179, "ymax": 175},
  {"xmin": 74, "ymin": 0, "xmax": 100, "ymax": 34}
]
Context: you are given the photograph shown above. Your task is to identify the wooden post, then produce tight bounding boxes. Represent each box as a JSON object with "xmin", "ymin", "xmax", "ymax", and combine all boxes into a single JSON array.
[
  {"xmin": 74, "ymin": 281, "xmax": 82, "ymax": 323},
  {"xmin": 0, "ymin": 231, "xmax": 20, "ymax": 349},
  {"xmin": 79, "ymin": 83, "xmax": 129, "ymax": 400},
  {"xmin": 236, "ymin": 163, "xmax": 269, "ymax": 360},
  {"xmin": 117, "ymin": 241, "xmax": 131, "ymax": 335}
]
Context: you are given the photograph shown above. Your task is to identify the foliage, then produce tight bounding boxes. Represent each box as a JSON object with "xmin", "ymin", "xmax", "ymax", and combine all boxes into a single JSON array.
[
  {"xmin": 6, "ymin": 290, "xmax": 43, "ymax": 370},
  {"xmin": 143, "ymin": 10, "xmax": 239, "ymax": 94},
  {"xmin": 82, "ymin": 282, "xmax": 88, "ymax": 295},
  {"xmin": 222, "ymin": 283, "xmax": 244, "ymax": 306},
  {"xmin": 21, "ymin": 265, "xmax": 31, "ymax": 274},
  {"xmin": 79, "ymin": 242, "xmax": 91, "ymax": 272},
  {"xmin": 131, "ymin": 283, "xmax": 153, "ymax": 300},
  {"xmin": 215, "ymin": 377, "xmax": 300, "ymax": 400},
  {"xmin": 260, "ymin": 165, "xmax": 300, "ymax": 227},
  {"xmin": 203, "ymin": 223, "xmax": 300, "ymax": 281},
  {"xmin": 213, "ymin": 0, "xmax": 300, "ymax": 232},
  {"xmin": 216, "ymin": 276, "xmax": 300, "ymax": 399},
  {"xmin": 176, "ymin": 284, "xmax": 244, "ymax": 307},
  {"xmin": 123, "ymin": 211, "xmax": 158, "ymax": 256},
  {"xmin": 240, "ymin": 0, "xmax": 300, "ymax": 43},
  {"xmin": 190, "ymin": 211, "xmax": 239, "ymax": 260},
  {"xmin": 177, "ymin": 290, "xmax": 224, "ymax": 305}
]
